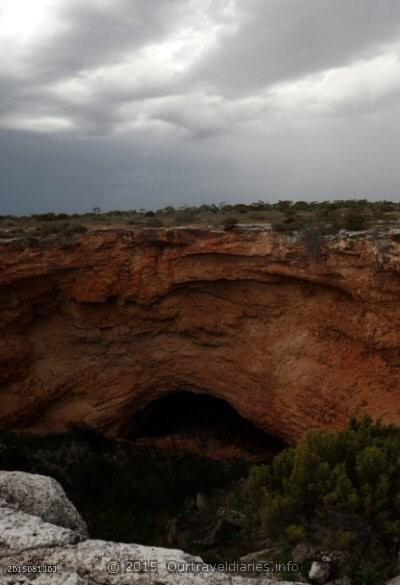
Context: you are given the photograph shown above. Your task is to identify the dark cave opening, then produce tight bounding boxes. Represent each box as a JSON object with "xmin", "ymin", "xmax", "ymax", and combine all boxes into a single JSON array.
[{"xmin": 127, "ymin": 391, "xmax": 287, "ymax": 461}]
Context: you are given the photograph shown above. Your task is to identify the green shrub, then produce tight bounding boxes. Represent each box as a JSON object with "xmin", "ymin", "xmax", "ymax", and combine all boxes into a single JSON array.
[
  {"xmin": 249, "ymin": 212, "xmax": 268, "ymax": 220},
  {"xmin": 145, "ymin": 217, "xmax": 163, "ymax": 227},
  {"xmin": 353, "ymin": 560, "xmax": 386, "ymax": 585},
  {"xmin": 34, "ymin": 223, "xmax": 87, "ymax": 236},
  {"xmin": 274, "ymin": 200, "xmax": 293, "ymax": 213},
  {"xmin": 37, "ymin": 213, "xmax": 57, "ymax": 221},
  {"xmin": 272, "ymin": 220, "xmax": 303, "ymax": 233},
  {"xmin": 174, "ymin": 211, "xmax": 196, "ymax": 224},
  {"xmin": 35, "ymin": 222, "xmax": 69, "ymax": 235},
  {"xmin": 343, "ymin": 209, "xmax": 368, "ymax": 231},
  {"xmin": 286, "ymin": 524, "xmax": 307, "ymax": 543},
  {"xmin": 239, "ymin": 418, "xmax": 399, "ymax": 582},
  {"xmin": 262, "ymin": 418, "xmax": 400, "ymax": 531},
  {"xmin": 222, "ymin": 216, "xmax": 239, "ymax": 231},
  {"xmin": 126, "ymin": 217, "xmax": 143, "ymax": 225},
  {"xmin": 69, "ymin": 224, "xmax": 88, "ymax": 234}
]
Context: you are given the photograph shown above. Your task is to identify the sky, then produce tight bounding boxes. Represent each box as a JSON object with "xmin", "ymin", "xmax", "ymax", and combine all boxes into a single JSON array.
[{"xmin": 1, "ymin": 0, "xmax": 400, "ymax": 214}]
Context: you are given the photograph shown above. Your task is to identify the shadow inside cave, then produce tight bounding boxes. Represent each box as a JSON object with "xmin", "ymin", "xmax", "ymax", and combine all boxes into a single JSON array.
[{"xmin": 126, "ymin": 391, "xmax": 286, "ymax": 462}]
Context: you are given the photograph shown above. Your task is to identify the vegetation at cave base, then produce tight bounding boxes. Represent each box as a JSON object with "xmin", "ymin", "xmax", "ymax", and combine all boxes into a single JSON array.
[
  {"xmin": 227, "ymin": 417, "xmax": 400, "ymax": 584},
  {"xmin": 0, "ymin": 425, "xmax": 248, "ymax": 545},
  {"xmin": 1, "ymin": 418, "xmax": 400, "ymax": 584}
]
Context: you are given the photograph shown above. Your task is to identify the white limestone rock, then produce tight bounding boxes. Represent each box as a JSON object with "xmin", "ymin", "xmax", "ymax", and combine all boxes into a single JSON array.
[
  {"xmin": 309, "ymin": 560, "xmax": 331, "ymax": 584},
  {"xmin": 0, "ymin": 506, "xmax": 80, "ymax": 556},
  {"xmin": 0, "ymin": 471, "xmax": 309, "ymax": 585},
  {"xmin": 0, "ymin": 574, "xmax": 88, "ymax": 585},
  {"xmin": 0, "ymin": 472, "xmax": 87, "ymax": 537},
  {"xmin": 0, "ymin": 539, "xmax": 309, "ymax": 584}
]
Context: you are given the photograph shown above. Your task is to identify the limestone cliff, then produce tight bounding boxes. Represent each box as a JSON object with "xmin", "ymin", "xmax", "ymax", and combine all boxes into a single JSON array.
[{"xmin": 1, "ymin": 226, "xmax": 400, "ymax": 443}]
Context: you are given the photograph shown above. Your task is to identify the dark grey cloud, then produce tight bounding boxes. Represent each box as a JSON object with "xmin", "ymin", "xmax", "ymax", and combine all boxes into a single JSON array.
[
  {"xmin": 29, "ymin": 0, "xmax": 194, "ymax": 81},
  {"xmin": 194, "ymin": 0, "xmax": 400, "ymax": 94},
  {"xmin": 0, "ymin": 0, "xmax": 400, "ymax": 214},
  {"xmin": 0, "ymin": 130, "xmax": 237, "ymax": 214}
]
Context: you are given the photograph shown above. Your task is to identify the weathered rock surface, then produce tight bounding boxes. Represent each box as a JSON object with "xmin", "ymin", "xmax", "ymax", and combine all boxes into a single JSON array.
[
  {"xmin": 292, "ymin": 544, "xmax": 348, "ymax": 564},
  {"xmin": 308, "ymin": 561, "xmax": 330, "ymax": 583},
  {"xmin": 0, "ymin": 472, "xmax": 307, "ymax": 585},
  {"xmin": 0, "ymin": 539, "xmax": 310, "ymax": 585},
  {"xmin": 325, "ymin": 579, "xmax": 352, "ymax": 585},
  {"xmin": 0, "ymin": 505, "xmax": 81, "ymax": 555},
  {"xmin": 1, "ymin": 227, "xmax": 400, "ymax": 443},
  {"xmin": 0, "ymin": 575, "xmax": 87, "ymax": 585},
  {"xmin": 0, "ymin": 472, "xmax": 88, "ymax": 537}
]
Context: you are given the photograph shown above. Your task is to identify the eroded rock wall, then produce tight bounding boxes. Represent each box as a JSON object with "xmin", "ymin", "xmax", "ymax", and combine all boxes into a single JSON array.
[{"xmin": 1, "ymin": 227, "xmax": 400, "ymax": 443}]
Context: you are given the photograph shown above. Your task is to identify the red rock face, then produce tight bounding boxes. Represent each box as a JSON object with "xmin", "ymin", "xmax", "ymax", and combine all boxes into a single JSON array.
[{"xmin": 1, "ymin": 227, "xmax": 400, "ymax": 444}]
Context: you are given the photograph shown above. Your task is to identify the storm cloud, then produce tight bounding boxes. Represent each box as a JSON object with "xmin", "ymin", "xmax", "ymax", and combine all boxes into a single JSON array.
[{"xmin": 1, "ymin": 0, "xmax": 400, "ymax": 213}]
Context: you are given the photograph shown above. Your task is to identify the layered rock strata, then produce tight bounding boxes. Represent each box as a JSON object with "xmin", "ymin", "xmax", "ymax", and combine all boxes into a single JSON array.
[{"xmin": 1, "ymin": 227, "xmax": 400, "ymax": 443}]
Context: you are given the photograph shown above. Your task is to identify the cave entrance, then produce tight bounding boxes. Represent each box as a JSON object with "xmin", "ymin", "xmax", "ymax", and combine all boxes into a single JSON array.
[{"xmin": 126, "ymin": 391, "xmax": 286, "ymax": 462}]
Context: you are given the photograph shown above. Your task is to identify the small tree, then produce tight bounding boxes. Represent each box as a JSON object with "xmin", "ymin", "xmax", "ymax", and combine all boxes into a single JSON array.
[
  {"xmin": 343, "ymin": 209, "xmax": 368, "ymax": 231},
  {"xmin": 222, "ymin": 216, "xmax": 239, "ymax": 231},
  {"xmin": 145, "ymin": 217, "xmax": 163, "ymax": 227},
  {"xmin": 175, "ymin": 211, "xmax": 195, "ymax": 225}
]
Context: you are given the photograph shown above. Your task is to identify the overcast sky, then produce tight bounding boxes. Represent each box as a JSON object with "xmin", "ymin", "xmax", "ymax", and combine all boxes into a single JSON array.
[{"xmin": 1, "ymin": 0, "xmax": 400, "ymax": 214}]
